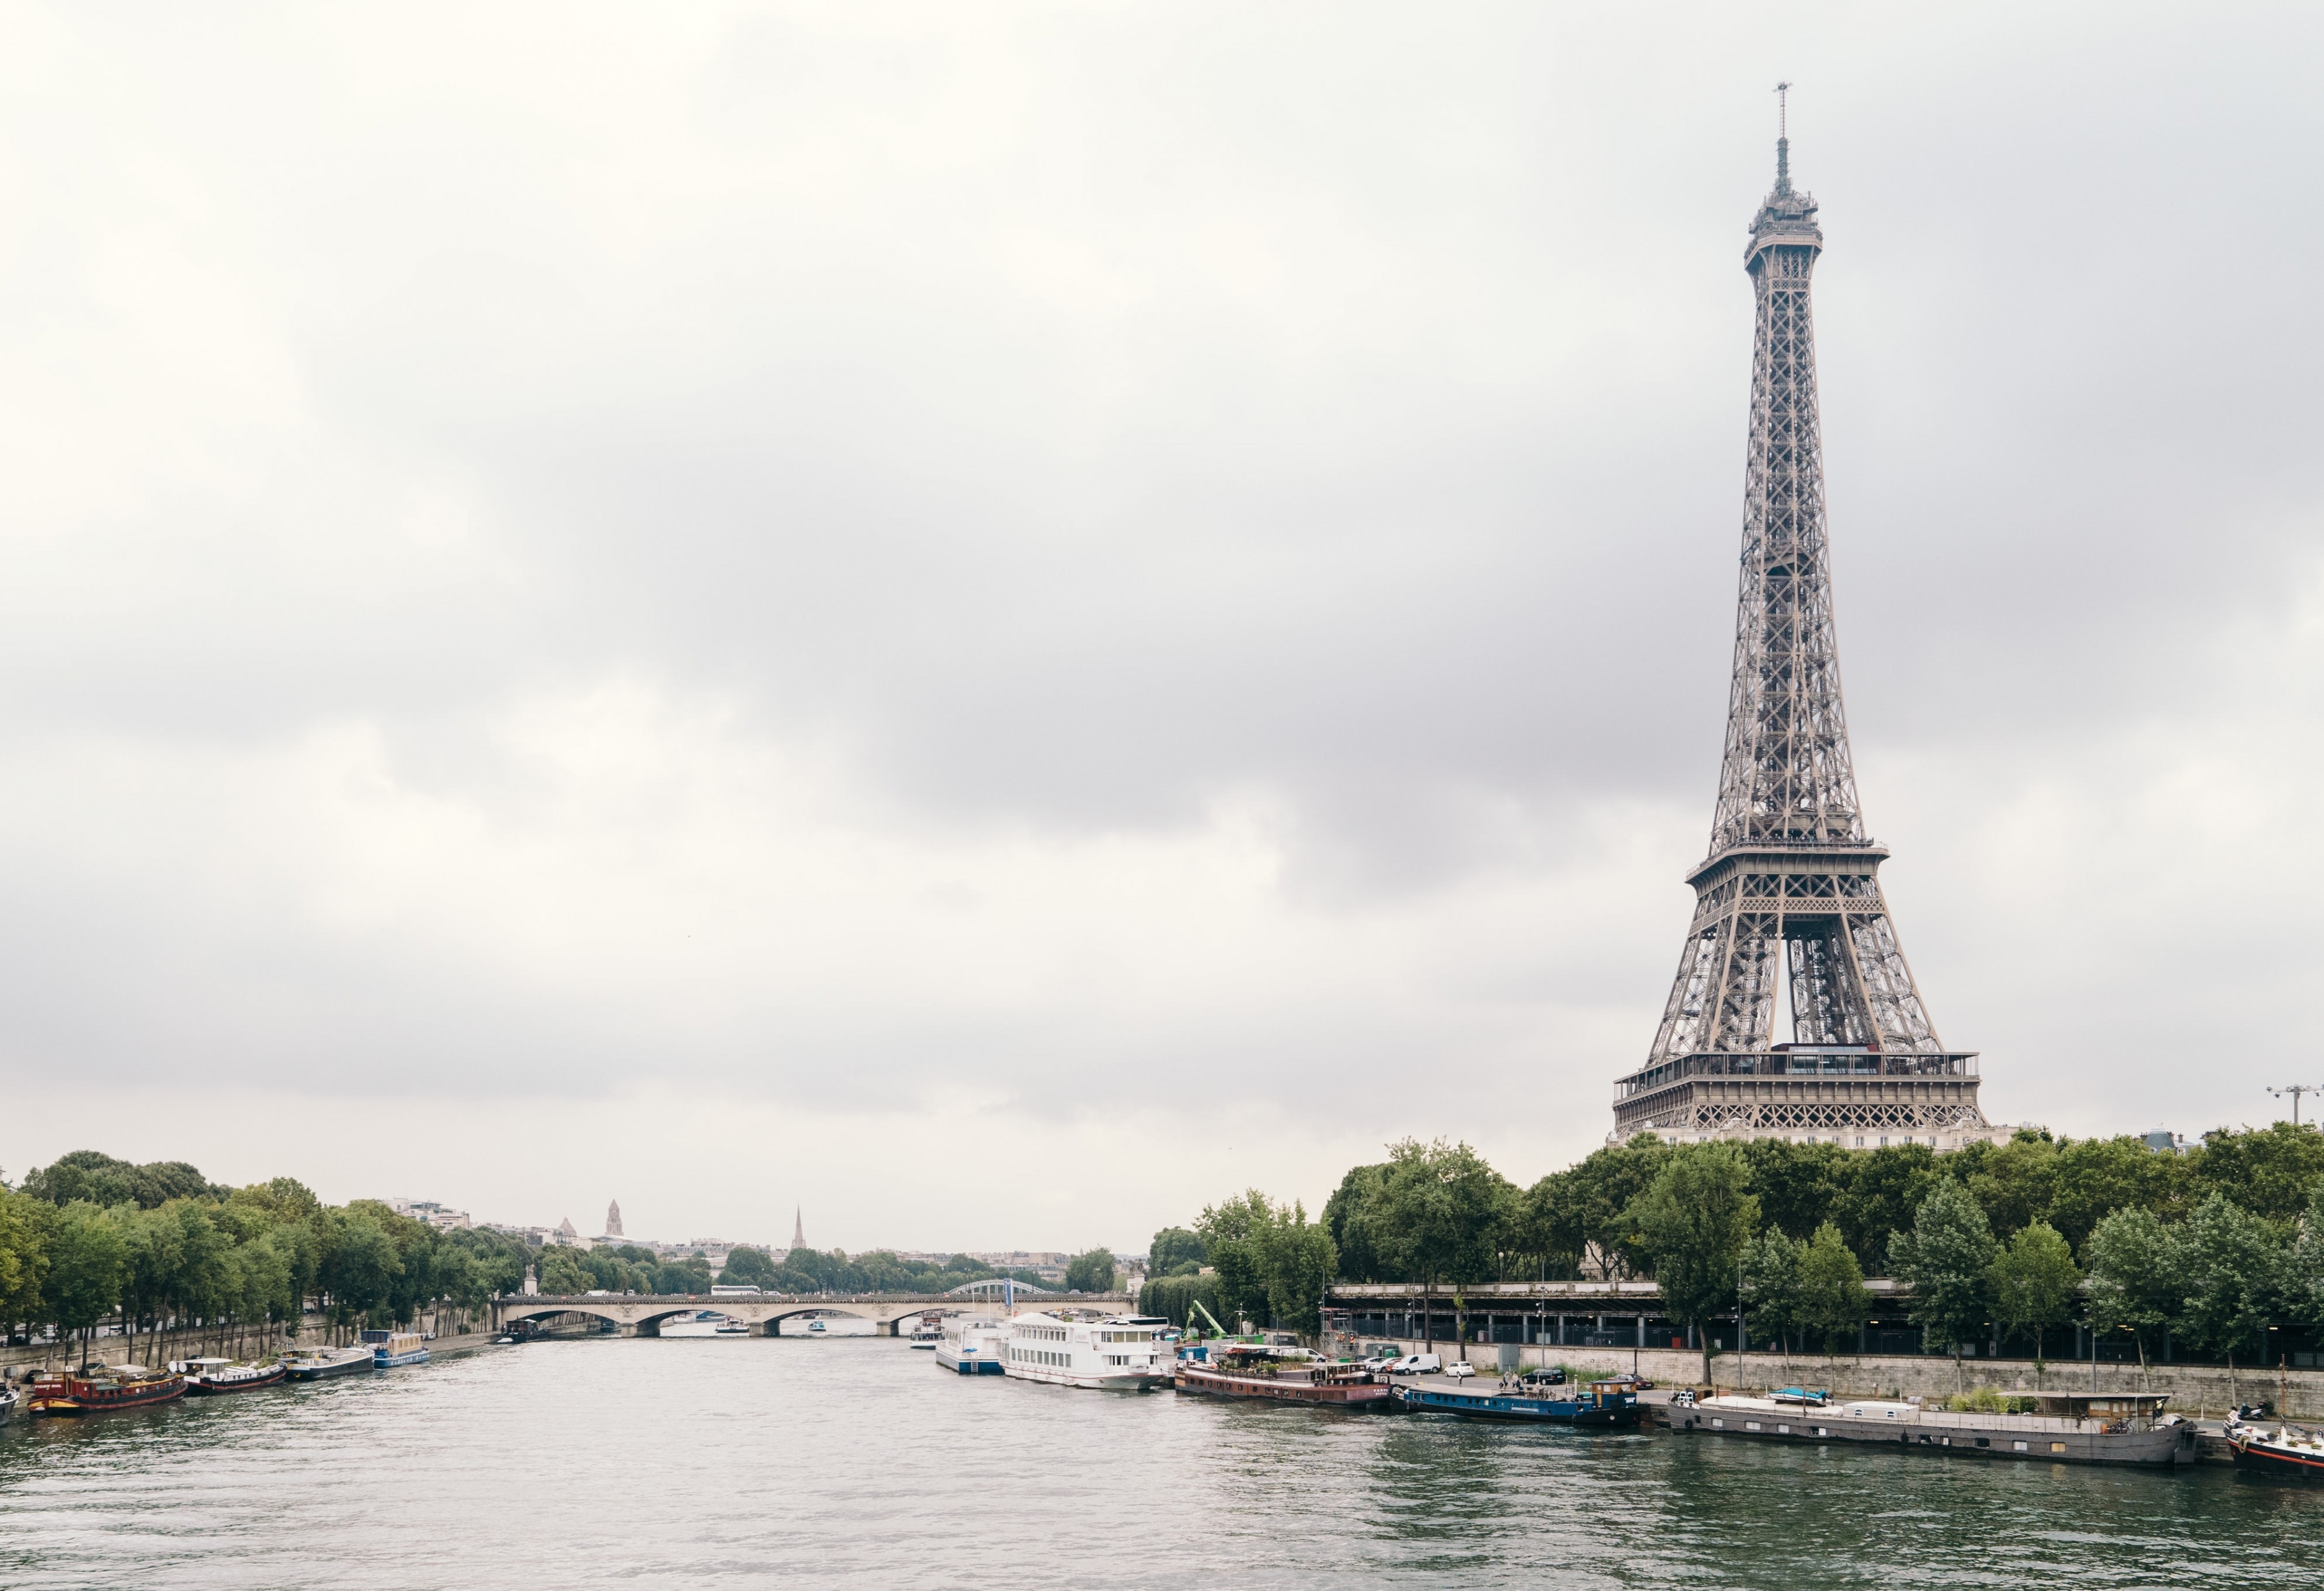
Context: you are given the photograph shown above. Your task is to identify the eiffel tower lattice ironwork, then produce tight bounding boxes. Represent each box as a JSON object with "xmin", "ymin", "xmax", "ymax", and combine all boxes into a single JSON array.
[{"xmin": 1612, "ymin": 110, "xmax": 1991, "ymax": 1149}]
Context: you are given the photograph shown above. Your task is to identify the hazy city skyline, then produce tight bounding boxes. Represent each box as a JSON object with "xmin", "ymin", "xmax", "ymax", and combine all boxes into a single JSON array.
[{"xmin": 4, "ymin": 4, "xmax": 2321, "ymax": 1250}]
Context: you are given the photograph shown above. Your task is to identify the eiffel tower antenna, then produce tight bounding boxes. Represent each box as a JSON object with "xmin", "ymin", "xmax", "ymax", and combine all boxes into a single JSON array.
[{"xmin": 1613, "ymin": 124, "xmax": 1993, "ymax": 1152}]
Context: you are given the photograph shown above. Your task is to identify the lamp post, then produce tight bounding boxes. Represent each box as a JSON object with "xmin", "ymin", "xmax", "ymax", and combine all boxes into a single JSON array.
[{"xmin": 2269, "ymin": 1084, "xmax": 2322, "ymax": 1126}]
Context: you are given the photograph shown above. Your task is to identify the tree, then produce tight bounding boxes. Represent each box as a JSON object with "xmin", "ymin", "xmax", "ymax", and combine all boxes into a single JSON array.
[
  {"xmin": 1321, "ymin": 1164, "xmax": 1397, "ymax": 1283},
  {"xmin": 22, "ymin": 1151, "xmax": 221, "ymax": 1210},
  {"xmin": 1253, "ymin": 1204, "xmax": 1336, "ymax": 1339},
  {"xmin": 1197, "ymin": 1191, "xmax": 1275, "ymax": 1329},
  {"xmin": 1738, "ymin": 1138, "xmax": 1852, "ymax": 1242},
  {"xmin": 0, "ymin": 1185, "xmax": 50, "ymax": 1334},
  {"xmin": 2286, "ymin": 1182, "xmax": 2324, "ymax": 1334},
  {"xmin": 1962, "ymin": 1133, "xmax": 2061, "ymax": 1242},
  {"xmin": 1835, "ymin": 1143, "xmax": 1938, "ymax": 1272},
  {"xmin": 720, "ymin": 1247, "xmax": 781, "ymax": 1288},
  {"xmin": 321, "ymin": 1206, "xmax": 403, "ymax": 1333},
  {"xmin": 40, "ymin": 1201, "xmax": 128, "ymax": 1363},
  {"xmin": 2083, "ymin": 1205, "xmax": 2184, "ymax": 1375},
  {"xmin": 1624, "ymin": 1145, "xmax": 1758, "ymax": 1383},
  {"xmin": 1369, "ymin": 1141, "xmax": 1513, "ymax": 1353},
  {"xmin": 1064, "ymin": 1247, "xmax": 1118, "ymax": 1294},
  {"xmin": 1546, "ymin": 1138, "xmax": 1671, "ymax": 1279},
  {"xmin": 2189, "ymin": 1123, "xmax": 2324, "ymax": 1223},
  {"xmin": 1147, "ymin": 1227, "xmax": 1206, "ymax": 1278},
  {"xmin": 1888, "ymin": 1179, "xmax": 1998, "ymax": 1385},
  {"xmin": 1797, "ymin": 1223, "xmax": 1871, "ymax": 1364},
  {"xmin": 2048, "ymin": 1135, "xmax": 2186, "ymax": 1252},
  {"xmin": 1741, "ymin": 1228, "xmax": 1804, "ymax": 1355},
  {"xmin": 2179, "ymin": 1192, "xmax": 2286, "ymax": 1404},
  {"xmin": 1985, "ymin": 1220, "xmax": 2080, "ymax": 1373}
]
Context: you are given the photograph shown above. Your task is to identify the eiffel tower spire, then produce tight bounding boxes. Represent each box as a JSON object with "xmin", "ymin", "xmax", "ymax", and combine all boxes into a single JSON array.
[{"xmin": 1614, "ymin": 110, "xmax": 1993, "ymax": 1150}]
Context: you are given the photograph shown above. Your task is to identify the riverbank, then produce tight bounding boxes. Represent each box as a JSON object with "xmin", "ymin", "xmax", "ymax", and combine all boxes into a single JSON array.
[{"xmin": 1355, "ymin": 1337, "xmax": 2324, "ymax": 1419}]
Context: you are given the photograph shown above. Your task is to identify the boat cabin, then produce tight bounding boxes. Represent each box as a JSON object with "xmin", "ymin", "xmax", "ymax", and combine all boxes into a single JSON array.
[{"xmin": 2031, "ymin": 1393, "xmax": 2171, "ymax": 1419}]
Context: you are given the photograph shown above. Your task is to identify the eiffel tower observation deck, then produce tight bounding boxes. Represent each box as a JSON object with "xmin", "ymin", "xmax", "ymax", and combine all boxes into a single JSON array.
[{"xmin": 1613, "ymin": 104, "xmax": 1995, "ymax": 1152}]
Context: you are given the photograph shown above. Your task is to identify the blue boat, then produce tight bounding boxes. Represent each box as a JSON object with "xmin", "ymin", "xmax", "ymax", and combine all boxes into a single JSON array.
[
  {"xmin": 362, "ymin": 1330, "xmax": 431, "ymax": 1369},
  {"xmin": 1392, "ymin": 1376, "xmax": 1642, "ymax": 1426}
]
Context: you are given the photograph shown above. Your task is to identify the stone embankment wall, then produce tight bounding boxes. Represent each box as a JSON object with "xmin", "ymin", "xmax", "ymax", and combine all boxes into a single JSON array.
[{"xmin": 1358, "ymin": 1338, "xmax": 2324, "ymax": 1420}]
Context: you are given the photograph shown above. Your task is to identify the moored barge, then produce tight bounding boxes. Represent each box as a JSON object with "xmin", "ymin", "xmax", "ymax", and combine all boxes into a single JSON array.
[
  {"xmin": 26, "ymin": 1363, "xmax": 186, "ymax": 1416},
  {"xmin": 180, "ymin": 1357, "xmax": 288, "ymax": 1395},
  {"xmin": 1662, "ymin": 1388, "xmax": 2194, "ymax": 1467},
  {"xmin": 1174, "ymin": 1345, "xmax": 1390, "ymax": 1408},
  {"xmin": 1393, "ymin": 1376, "xmax": 1640, "ymax": 1425},
  {"xmin": 284, "ymin": 1345, "xmax": 377, "ymax": 1381},
  {"xmin": 364, "ymin": 1330, "xmax": 430, "ymax": 1368},
  {"xmin": 2227, "ymin": 1417, "xmax": 2324, "ymax": 1481}
]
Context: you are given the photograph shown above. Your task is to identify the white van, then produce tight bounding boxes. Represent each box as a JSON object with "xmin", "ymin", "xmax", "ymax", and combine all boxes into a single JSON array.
[{"xmin": 1389, "ymin": 1352, "xmax": 1442, "ymax": 1375}]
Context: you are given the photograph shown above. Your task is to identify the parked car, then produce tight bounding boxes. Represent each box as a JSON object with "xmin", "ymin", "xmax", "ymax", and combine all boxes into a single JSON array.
[
  {"xmin": 1518, "ymin": 1367, "xmax": 1566, "ymax": 1387},
  {"xmin": 1446, "ymin": 1361, "xmax": 1477, "ymax": 1379},
  {"xmin": 1359, "ymin": 1355, "xmax": 1393, "ymax": 1373}
]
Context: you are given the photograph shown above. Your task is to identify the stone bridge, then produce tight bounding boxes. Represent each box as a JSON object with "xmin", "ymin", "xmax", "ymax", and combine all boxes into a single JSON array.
[{"xmin": 491, "ymin": 1292, "xmax": 1135, "ymax": 1338}]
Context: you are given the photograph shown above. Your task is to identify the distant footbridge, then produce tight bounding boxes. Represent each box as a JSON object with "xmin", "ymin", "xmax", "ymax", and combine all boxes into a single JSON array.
[{"xmin": 491, "ymin": 1291, "xmax": 1136, "ymax": 1338}]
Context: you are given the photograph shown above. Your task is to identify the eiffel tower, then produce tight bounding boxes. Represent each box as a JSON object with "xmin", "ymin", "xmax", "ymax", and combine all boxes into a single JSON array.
[{"xmin": 1612, "ymin": 98, "xmax": 1993, "ymax": 1151}]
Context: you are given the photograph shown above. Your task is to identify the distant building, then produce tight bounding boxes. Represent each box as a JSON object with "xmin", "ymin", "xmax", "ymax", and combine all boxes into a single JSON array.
[
  {"xmin": 606, "ymin": 1199, "xmax": 624, "ymax": 1239},
  {"xmin": 385, "ymin": 1198, "xmax": 473, "ymax": 1231},
  {"xmin": 555, "ymin": 1216, "xmax": 591, "ymax": 1250},
  {"xmin": 2143, "ymin": 1128, "xmax": 2191, "ymax": 1155},
  {"xmin": 793, "ymin": 1207, "xmax": 806, "ymax": 1250}
]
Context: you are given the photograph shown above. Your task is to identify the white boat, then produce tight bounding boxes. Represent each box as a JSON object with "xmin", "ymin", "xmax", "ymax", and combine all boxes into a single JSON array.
[
  {"xmin": 908, "ymin": 1310, "xmax": 945, "ymax": 1348},
  {"xmin": 807, "ymin": 1319, "xmax": 827, "ymax": 1334},
  {"xmin": 935, "ymin": 1318, "xmax": 1008, "ymax": 1376},
  {"xmin": 1001, "ymin": 1313, "xmax": 1172, "ymax": 1391}
]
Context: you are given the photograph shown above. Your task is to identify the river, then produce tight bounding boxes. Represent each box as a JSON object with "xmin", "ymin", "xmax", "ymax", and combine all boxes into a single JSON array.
[{"xmin": 2, "ymin": 1336, "xmax": 2318, "ymax": 1588}]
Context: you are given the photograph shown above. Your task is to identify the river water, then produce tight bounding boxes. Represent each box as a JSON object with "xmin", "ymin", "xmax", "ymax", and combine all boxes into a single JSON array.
[{"xmin": 3, "ymin": 1336, "xmax": 2318, "ymax": 1589}]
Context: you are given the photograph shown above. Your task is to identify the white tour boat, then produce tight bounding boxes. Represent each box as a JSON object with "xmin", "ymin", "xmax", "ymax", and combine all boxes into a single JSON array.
[
  {"xmin": 1001, "ymin": 1313, "xmax": 1172, "ymax": 1391},
  {"xmin": 935, "ymin": 1318, "xmax": 1008, "ymax": 1376}
]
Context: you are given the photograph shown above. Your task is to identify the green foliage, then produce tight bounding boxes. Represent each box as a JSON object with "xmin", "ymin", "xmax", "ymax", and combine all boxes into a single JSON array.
[
  {"xmin": 1063, "ymin": 1247, "xmax": 1119, "ymax": 1294},
  {"xmin": 1833, "ymin": 1144, "xmax": 1939, "ymax": 1270},
  {"xmin": 1738, "ymin": 1139, "xmax": 1853, "ymax": 1242},
  {"xmin": 720, "ymin": 1246, "xmax": 781, "ymax": 1287},
  {"xmin": 1741, "ymin": 1227, "xmax": 1803, "ymax": 1351},
  {"xmin": 22, "ymin": 1151, "xmax": 223, "ymax": 1210},
  {"xmin": 1192, "ymin": 1188, "xmax": 1338, "ymax": 1335},
  {"xmin": 2189, "ymin": 1124, "xmax": 2324, "ymax": 1223},
  {"xmin": 1942, "ymin": 1388, "xmax": 2034, "ymax": 1414},
  {"xmin": 41, "ymin": 1201, "xmax": 129, "ymax": 1343},
  {"xmin": 1985, "ymin": 1220, "xmax": 2080, "ymax": 1361},
  {"xmin": 1797, "ymin": 1223, "xmax": 1871, "ymax": 1357},
  {"xmin": 1624, "ymin": 1145, "xmax": 1758, "ymax": 1377},
  {"xmin": 2083, "ymin": 1205, "xmax": 2184, "ymax": 1361},
  {"xmin": 1148, "ymin": 1227, "xmax": 1206, "ymax": 1277},
  {"xmin": 1888, "ymin": 1179, "xmax": 1998, "ymax": 1357},
  {"xmin": 1138, "ymin": 1271, "xmax": 1223, "ymax": 1330},
  {"xmin": 0, "ymin": 1185, "xmax": 50, "ymax": 1327},
  {"xmin": 2178, "ymin": 1192, "xmax": 2285, "ymax": 1366}
]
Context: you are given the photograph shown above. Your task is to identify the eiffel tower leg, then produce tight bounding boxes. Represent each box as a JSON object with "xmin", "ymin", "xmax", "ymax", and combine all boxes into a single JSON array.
[
  {"xmin": 1840, "ymin": 912, "xmax": 1941, "ymax": 1054},
  {"xmin": 1707, "ymin": 911, "xmax": 1781, "ymax": 1053}
]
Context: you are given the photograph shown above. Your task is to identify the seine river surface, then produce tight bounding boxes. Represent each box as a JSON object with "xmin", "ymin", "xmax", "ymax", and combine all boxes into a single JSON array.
[{"xmin": 4, "ymin": 1336, "xmax": 2320, "ymax": 1589}]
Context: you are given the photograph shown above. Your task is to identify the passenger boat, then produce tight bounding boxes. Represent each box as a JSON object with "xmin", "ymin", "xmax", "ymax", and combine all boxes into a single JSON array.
[
  {"xmin": 935, "ymin": 1317, "xmax": 1008, "ymax": 1375},
  {"xmin": 179, "ymin": 1357, "xmax": 288, "ymax": 1395},
  {"xmin": 1663, "ymin": 1388, "xmax": 2194, "ymax": 1466},
  {"xmin": 1175, "ymin": 1343, "xmax": 1390, "ymax": 1408},
  {"xmin": 25, "ymin": 1363, "xmax": 187, "ymax": 1415},
  {"xmin": 2226, "ymin": 1415, "xmax": 2324, "ymax": 1481},
  {"xmin": 284, "ymin": 1345, "xmax": 377, "ymax": 1381},
  {"xmin": 908, "ymin": 1311, "xmax": 945, "ymax": 1348},
  {"xmin": 363, "ymin": 1330, "xmax": 429, "ymax": 1368},
  {"xmin": 1003, "ymin": 1312, "xmax": 1173, "ymax": 1391},
  {"xmin": 1393, "ymin": 1375, "xmax": 1640, "ymax": 1425}
]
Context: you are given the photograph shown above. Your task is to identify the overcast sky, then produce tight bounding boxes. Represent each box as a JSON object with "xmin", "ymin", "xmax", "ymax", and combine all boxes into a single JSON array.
[{"xmin": 1, "ymin": 2, "xmax": 2319, "ymax": 1253}]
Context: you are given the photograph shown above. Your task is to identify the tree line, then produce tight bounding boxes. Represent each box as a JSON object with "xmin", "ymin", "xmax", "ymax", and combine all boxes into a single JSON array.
[
  {"xmin": 0, "ymin": 1151, "xmax": 532, "ymax": 1364},
  {"xmin": 1142, "ymin": 1125, "xmax": 2324, "ymax": 1378}
]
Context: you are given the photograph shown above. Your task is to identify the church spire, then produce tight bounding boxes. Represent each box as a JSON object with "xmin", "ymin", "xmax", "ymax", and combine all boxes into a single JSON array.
[{"xmin": 792, "ymin": 1206, "xmax": 805, "ymax": 1250}]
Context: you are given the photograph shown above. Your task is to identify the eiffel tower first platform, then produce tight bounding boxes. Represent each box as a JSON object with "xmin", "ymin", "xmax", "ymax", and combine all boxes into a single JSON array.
[{"xmin": 1612, "ymin": 112, "xmax": 1998, "ymax": 1152}]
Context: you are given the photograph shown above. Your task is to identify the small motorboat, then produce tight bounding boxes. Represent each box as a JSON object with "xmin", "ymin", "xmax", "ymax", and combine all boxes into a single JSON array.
[
  {"xmin": 0, "ymin": 1383, "xmax": 18, "ymax": 1425},
  {"xmin": 807, "ymin": 1319, "xmax": 828, "ymax": 1334},
  {"xmin": 493, "ymin": 1335, "xmax": 519, "ymax": 1345}
]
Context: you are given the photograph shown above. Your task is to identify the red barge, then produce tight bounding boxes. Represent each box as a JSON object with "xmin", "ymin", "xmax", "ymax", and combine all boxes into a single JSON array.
[
  {"xmin": 26, "ymin": 1363, "xmax": 186, "ymax": 1416},
  {"xmin": 1173, "ymin": 1345, "xmax": 1391, "ymax": 1409}
]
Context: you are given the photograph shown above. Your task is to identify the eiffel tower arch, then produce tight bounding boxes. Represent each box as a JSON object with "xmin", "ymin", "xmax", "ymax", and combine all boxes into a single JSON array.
[{"xmin": 1612, "ymin": 114, "xmax": 1998, "ymax": 1152}]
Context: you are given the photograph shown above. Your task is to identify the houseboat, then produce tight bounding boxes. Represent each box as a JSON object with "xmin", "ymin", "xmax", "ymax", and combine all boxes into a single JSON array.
[
  {"xmin": 2226, "ymin": 1415, "xmax": 2324, "ymax": 1481},
  {"xmin": 284, "ymin": 1344, "xmax": 376, "ymax": 1381},
  {"xmin": 1393, "ymin": 1375, "xmax": 1640, "ymax": 1425},
  {"xmin": 1003, "ymin": 1313, "xmax": 1173, "ymax": 1391},
  {"xmin": 936, "ymin": 1317, "xmax": 1008, "ymax": 1375},
  {"xmin": 1175, "ymin": 1344, "xmax": 1390, "ymax": 1408},
  {"xmin": 25, "ymin": 1363, "xmax": 186, "ymax": 1415},
  {"xmin": 362, "ymin": 1330, "xmax": 430, "ymax": 1368},
  {"xmin": 179, "ymin": 1357, "xmax": 288, "ymax": 1395},
  {"xmin": 1663, "ymin": 1387, "xmax": 2194, "ymax": 1466}
]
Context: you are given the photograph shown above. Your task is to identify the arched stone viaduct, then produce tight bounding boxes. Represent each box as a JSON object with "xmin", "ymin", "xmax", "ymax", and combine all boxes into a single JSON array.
[{"xmin": 490, "ymin": 1292, "xmax": 1135, "ymax": 1339}]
